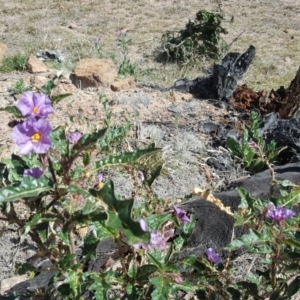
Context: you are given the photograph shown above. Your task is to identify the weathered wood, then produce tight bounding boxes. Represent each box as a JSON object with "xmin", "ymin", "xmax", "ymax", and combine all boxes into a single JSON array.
[
  {"xmin": 171, "ymin": 46, "xmax": 256, "ymax": 101},
  {"xmin": 212, "ymin": 45, "xmax": 256, "ymax": 101},
  {"xmin": 279, "ymin": 66, "xmax": 300, "ymax": 119}
]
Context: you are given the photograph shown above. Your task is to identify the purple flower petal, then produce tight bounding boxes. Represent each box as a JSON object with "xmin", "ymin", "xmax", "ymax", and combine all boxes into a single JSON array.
[
  {"xmin": 266, "ymin": 204, "xmax": 296, "ymax": 222},
  {"xmin": 206, "ymin": 248, "xmax": 221, "ymax": 264},
  {"xmin": 11, "ymin": 117, "xmax": 52, "ymax": 155},
  {"xmin": 66, "ymin": 131, "xmax": 82, "ymax": 144},
  {"xmin": 173, "ymin": 206, "xmax": 190, "ymax": 223},
  {"xmin": 149, "ymin": 231, "xmax": 169, "ymax": 251},
  {"xmin": 133, "ymin": 219, "xmax": 171, "ymax": 251},
  {"xmin": 17, "ymin": 92, "xmax": 54, "ymax": 118},
  {"xmin": 171, "ymin": 274, "xmax": 183, "ymax": 284},
  {"xmin": 139, "ymin": 219, "xmax": 148, "ymax": 232},
  {"xmin": 138, "ymin": 171, "xmax": 145, "ymax": 182},
  {"xmin": 24, "ymin": 167, "xmax": 43, "ymax": 179}
]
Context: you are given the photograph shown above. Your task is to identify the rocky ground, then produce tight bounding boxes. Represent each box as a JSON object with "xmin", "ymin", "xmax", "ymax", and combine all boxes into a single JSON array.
[
  {"xmin": 0, "ymin": 0, "xmax": 300, "ymax": 298},
  {"xmin": 0, "ymin": 57, "xmax": 250, "ymax": 296}
]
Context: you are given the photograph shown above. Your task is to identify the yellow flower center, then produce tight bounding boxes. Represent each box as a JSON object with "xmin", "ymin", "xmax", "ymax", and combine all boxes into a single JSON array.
[
  {"xmin": 31, "ymin": 133, "xmax": 41, "ymax": 143},
  {"xmin": 33, "ymin": 107, "xmax": 39, "ymax": 114}
]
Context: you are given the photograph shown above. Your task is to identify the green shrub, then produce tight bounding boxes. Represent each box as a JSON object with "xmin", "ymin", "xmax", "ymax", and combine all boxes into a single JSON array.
[
  {"xmin": 0, "ymin": 53, "xmax": 27, "ymax": 73},
  {"xmin": 158, "ymin": 10, "xmax": 228, "ymax": 64},
  {"xmin": 11, "ymin": 79, "xmax": 31, "ymax": 95}
]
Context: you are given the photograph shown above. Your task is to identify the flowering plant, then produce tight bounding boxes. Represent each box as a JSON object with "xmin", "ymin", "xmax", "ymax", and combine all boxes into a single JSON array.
[{"xmin": 1, "ymin": 82, "xmax": 300, "ymax": 299}]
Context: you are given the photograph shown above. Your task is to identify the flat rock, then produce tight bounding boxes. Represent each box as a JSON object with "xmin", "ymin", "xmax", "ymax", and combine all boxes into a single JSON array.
[
  {"xmin": 26, "ymin": 54, "xmax": 48, "ymax": 73},
  {"xmin": 180, "ymin": 162, "xmax": 300, "ymax": 258},
  {"xmin": 72, "ymin": 58, "xmax": 118, "ymax": 88},
  {"xmin": 111, "ymin": 77, "xmax": 135, "ymax": 91}
]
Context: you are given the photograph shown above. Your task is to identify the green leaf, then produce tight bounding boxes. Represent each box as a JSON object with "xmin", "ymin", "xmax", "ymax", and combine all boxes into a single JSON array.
[
  {"xmin": 41, "ymin": 79, "xmax": 56, "ymax": 95},
  {"xmin": 1, "ymin": 153, "xmax": 29, "ymax": 182},
  {"xmin": 67, "ymin": 185, "xmax": 90, "ymax": 197},
  {"xmin": 282, "ymin": 238, "xmax": 300, "ymax": 249},
  {"xmin": 58, "ymin": 254, "xmax": 77, "ymax": 270},
  {"xmin": 83, "ymin": 151, "xmax": 91, "ymax": 166},
  {"xmin": 51, "ymin": 93, "xmax": 72, "ymax": 104},
  {"xmin": 226, "ymin": 287, "xmax": 242, "ymax": 300},
  {"xmin": 81, "ymin": 232, "xmax": 99, "ymax": 260},
  {"xmin": 71, "ymin": 128, "xmax": 107, "ymax": 157},
  {"xmin": 286, "ymin": 276, "xmax": 300, "ymax": 297},
  {"xmin": 50, "ymin": 126, "xmax": 68, "ymax": 157},
  {"xmin": 270, "ymin": 291, "xmax": 280, "ymax": 300},
  {"xmin": 146, "ymin": 213, "xmax": 172, "ymax": 230},
  {"xmin": 226, "ymin": 137, "xmax": 241, "ymax": 156},
  {"xmin": 0, "ymin": 105, "xmax": 23, "ymax": 118},
  {"xmin": 89, "ymin": 181, "xmax": 150, "ymax": 245},
  {"xmin": 15, "ymin": 262, "xmax": 37, "ymax": 275},
  {"xmin": 150, "ymin": 276, "xmax": 171, "ymax": 300},
  {"xmin": 146, "ymin": 251, "xmax": 163, "ymax": 269},
  {"xmin": 147, "ymin": 165, "xmax": 163, "ymax": 187},
  {"xmin": 21, "ymin": 213, "xmax": 60, "ymax": 241},
  {"xmin": 136, "ymin": 264, "xmax": 158, "ymax": 282},
  {"xmin": 237, "ymin": 281, "xmax": 259, "ymax": 296},
  {"xmin": 96, "ymin": 122, "xmax": 131, "ymax": 150},
  {"xmin": 89, "ymin": 274, "xmax": 112, "ymax": 300},
  {"xmin": 0, "ymin": 176, "xmax": 53, "ymax": 204},
  {"xmin": 226, "ymin": 229, "xmax": 273, "ymax": 252},
  {"xmin": 92, "ymin": 148, "xmax": 161, "ymax": 174}
]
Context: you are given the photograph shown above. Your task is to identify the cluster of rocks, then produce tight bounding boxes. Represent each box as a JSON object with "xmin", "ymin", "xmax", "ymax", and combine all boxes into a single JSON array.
[{"xmin": 0, "ymin": 43, "xmax": 136, "ymax": 93}]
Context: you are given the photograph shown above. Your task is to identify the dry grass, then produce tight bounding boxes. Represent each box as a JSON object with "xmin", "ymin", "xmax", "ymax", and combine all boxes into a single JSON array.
[{"xmin": 0, "ymin": 0, "xmax": 300, "ymax": 89}]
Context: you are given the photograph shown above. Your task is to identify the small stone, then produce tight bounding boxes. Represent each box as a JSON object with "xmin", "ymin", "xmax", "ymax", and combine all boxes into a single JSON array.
[
  {"xmin": 68, "ymin": 23, "xmax": 77, "ymax": 29},
  {"xmin": 26, "ymin": 54, "xmax": 48, "ymax": 73},
  {"xmin": 30, "ymin": 75, "xmax": 48, "ymax": 89},
  {"xmin": 111, "ymin": 77, "xmax": 136, "ymax": 91},
  {"xmin": 0, "ymin": 274, "xmax": 28, "ymax": 295}
]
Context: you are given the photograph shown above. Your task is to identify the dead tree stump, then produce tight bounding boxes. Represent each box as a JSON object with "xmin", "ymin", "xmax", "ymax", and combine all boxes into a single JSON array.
[
  {"xmin": 172, "ymin": 46, "xmax": 256, "ymax": 101},
  {"xmin": 279, "ymin": 66, "xmax": 300, "ymax": 119}
]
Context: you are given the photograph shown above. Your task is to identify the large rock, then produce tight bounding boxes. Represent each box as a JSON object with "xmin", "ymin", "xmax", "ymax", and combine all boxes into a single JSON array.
[
  {"xmin": 26, "ymin": 54, "xmax": 48, "ymax": 73},
  {"xmin": 180, "ymin": 162, "xmax": 300, "ymax": 258},
  {"xmin": 72, "ymin": 58, "xmax": 118, "ymax": 88}
]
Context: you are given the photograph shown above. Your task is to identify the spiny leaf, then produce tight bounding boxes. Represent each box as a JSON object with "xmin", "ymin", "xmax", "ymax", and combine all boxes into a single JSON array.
[
  {"xmin": 136, "ymin": 265, "xmax": 158, "ymax": 282},
  {"xmin": 0, "ymin": 176, "xmax": 53, "ymax": 203},
  {"xmin": 150, "ymin": 276, "xmax": 171, "ymax": 300},
  {"xmin": 91, "ymin": 148, "xmax": 161, "ymax": 174}
]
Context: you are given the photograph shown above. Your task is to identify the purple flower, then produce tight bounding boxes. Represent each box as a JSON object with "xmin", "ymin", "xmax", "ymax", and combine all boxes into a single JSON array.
[
  {"xmin": 66, "ymin": 131, "xmax": 82, "ymax": 144},
  {"xmin": 248, "ymin": 140, "xmax": 259, "ymax": 150},
  {"xmin": 206, "ymin": 248, "xmax": 221, "ymax": 264},
  {"xmin": 266, "ymin": 204, "xmax": 296, "ymax": 222},
  {"xmin": 11, "ymin": 117, "xmax": 52, "ymax": 155},
  {"xmin": 94, "ymin": 37, "xmax": 101, "ymax": 44},
  {"xmin": 138, "ymin": 170, "xmax": 145, "ymax": 182},
  {"xmin": 23, "ymin": 167, "xmax": 43, "ymax": 179},
  {"xmin": 17, "ymin": 92, "xmax": 54, "ymax": 118},
  {"xmin": 173, "ymin": 206, "xmax": 190, "ymax": 223},
  {"xmin": 169, "ymin": 274, "xmax": 183, "ymax": 284},
  {"xmin": 96, "ymin": 172, "xmax": 104, "ymax": 189},
  {"xmin": 133, "ymin": 219, "xmax": 171, "ymax": 251}
]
